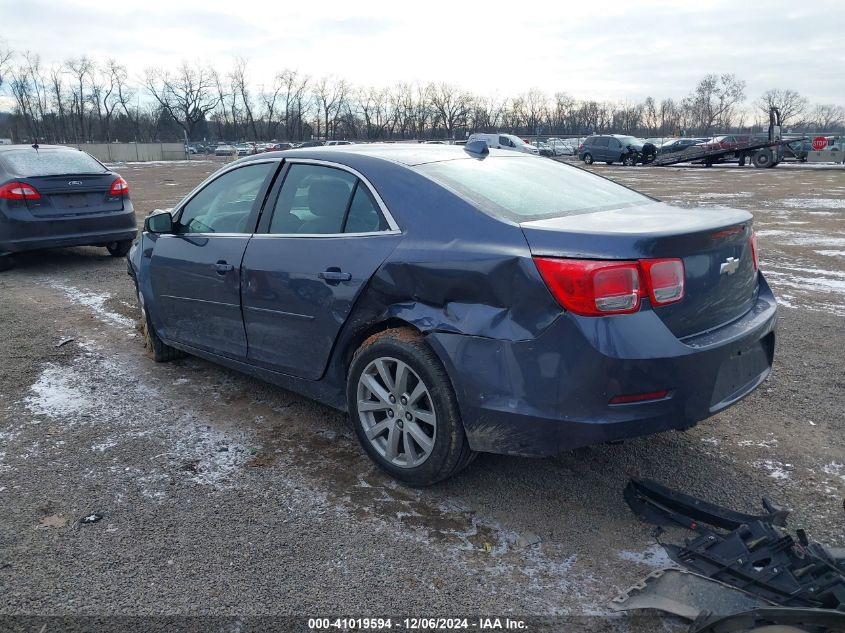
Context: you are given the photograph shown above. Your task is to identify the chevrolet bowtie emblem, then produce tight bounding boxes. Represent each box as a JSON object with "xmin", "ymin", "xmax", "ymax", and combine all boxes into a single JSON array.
[{"xmin": 720, "ymin": 257, "xmax": 740, "ymax": 275}]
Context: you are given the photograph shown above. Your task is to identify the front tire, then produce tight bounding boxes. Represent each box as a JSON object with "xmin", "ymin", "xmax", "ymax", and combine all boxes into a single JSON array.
[
  {"xmin": 622, "ymin": 154, "xmax": 637, "ymax": 166},
  {"xmin": 137, "ymin": 287, "xmax": 185, "ymax": 362},
  {"xmin": 583, "ymin": 153, "xmax": 593, "ymax": 165},
  {"xmin": 106, "ymin": 240, "xmax": 132, "ymax": 257},
  {"xmin": 347, "ymin": 329, "xmax": 474, "ymax": 486}
]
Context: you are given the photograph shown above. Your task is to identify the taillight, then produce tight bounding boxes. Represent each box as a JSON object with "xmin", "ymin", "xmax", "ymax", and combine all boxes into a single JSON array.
[
  {"xmin": 640, "ymin": 259, "xmax": 684, "ymax": 305},
  {"xmin": 0, "ymin": 181, "xmax": 41, "ymax": 201},
  {"xmin": 109, "ymin": 176, "xmax": 129, "ymax": 196},
  {"xmin": 533, "ymin": 257, "xmax": 686, "ymax": 316},
  {"xmin": 749, "ymin": 229, "xmax": 759, "ymax": 271},
  {"xmin": 534, "ymin": 259, "xmax": 641, "ymax": 316}
]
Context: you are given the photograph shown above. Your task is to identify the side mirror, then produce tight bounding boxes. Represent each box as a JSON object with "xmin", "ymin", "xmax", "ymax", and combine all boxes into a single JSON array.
[{"xmin": 145, "ymin": 211, "xmax": 174, "ymax": 234}]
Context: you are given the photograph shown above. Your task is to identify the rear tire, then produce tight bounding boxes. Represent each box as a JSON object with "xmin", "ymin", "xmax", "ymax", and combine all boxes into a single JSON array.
[
  {"xmin": 752, "ymin": 148, "xmax": 773, "ymax": 168},
  {"xmin": 347, "ymin": 328, "xmax": 475, "ymax": 486},
  {"xmin": 583, "ymin": 153, "xmax": 593, "ymax": 165},
  {"xmin": 0, "ymin": 255, "xmax": 13, "ymax": 272},
  {"xmin": 106, "ymin": 240, "xmax": 133, "ymax": 257},
  {"xmin": 137, "ymin": 287, "xmax": 185, "ymax": 362}
]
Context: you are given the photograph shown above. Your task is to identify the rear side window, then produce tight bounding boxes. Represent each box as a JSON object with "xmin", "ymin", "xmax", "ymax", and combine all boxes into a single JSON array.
[
  {"xmin": 415, "ymin": 156, "xmax": 652, "ymax": 222},
  {"xmin": 269, "ymin": 163, "xmax": 388, "ymax": 234},
  {"xmin": 0, "ymin": 148, "xmax": 106, "ymax": 176},
  {"xmin": 594, "ymin": 138, "xmax": 610, "ymax": 147}
]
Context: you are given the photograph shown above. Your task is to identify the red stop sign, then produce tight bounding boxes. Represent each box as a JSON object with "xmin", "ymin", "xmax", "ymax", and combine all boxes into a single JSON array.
[{"xmin": 812, "ymin": 136, "xmax": 828, "ymax": 151}]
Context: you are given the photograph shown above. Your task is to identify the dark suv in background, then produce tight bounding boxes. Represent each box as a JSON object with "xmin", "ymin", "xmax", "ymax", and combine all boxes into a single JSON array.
[{"xmin": 579, "ymin": 135, "xmax": 644, "ymax": 165}]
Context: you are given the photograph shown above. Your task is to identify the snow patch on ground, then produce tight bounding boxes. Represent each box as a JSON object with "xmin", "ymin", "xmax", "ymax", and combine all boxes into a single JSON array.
[
  {"xmin": 617, "ymin": 544, "xmax": 673, "ymax": 569},
  {"xmin": 697, "ymin": 192, "xmax": 754, "ymax": 199},
  {"xmin": 48, "ymin": 282, "xmax": 136, "ymax": 330},
  {"xmin": 753, "ymin": 459, "xmax": 791, "ymax": 480},
  {"xmin": 25, "ymin": 364, "xmax": 94, "ymax": 419},
  {"xmin": 816, "ymin": 250, "xmax": 845, "ymax": 258},
  {"xmin": 781, "ymin": 198, "xmax": 845, "ymax": 209},
  {"xmin": 822, "ymin": 463, "xmax": 845, "ymax": 484}
]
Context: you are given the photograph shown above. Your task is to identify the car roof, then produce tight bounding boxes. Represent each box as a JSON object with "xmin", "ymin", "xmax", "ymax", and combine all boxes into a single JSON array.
[
  {"xmin": 237, "ymin": 143, "xmax": 531, "ymax": 167},
  {"xmin": 0, "ymin": 144, "xmax": 81, "ymax": 153}
]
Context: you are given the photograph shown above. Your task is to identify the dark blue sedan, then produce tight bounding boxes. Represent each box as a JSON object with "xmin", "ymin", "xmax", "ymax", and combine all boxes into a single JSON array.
[
  {"xmin": 128, "ymin": 144, "xmax": 777, "ymax": 485},
  {"xmin": 0, "ymin": 145, "xmax": 136, "ymax": 270}
]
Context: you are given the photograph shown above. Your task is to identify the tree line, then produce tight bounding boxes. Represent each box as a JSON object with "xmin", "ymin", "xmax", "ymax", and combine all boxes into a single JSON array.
[{"xmin": 1, "ymin": 46, "xmax": 843, "ymax": 145}]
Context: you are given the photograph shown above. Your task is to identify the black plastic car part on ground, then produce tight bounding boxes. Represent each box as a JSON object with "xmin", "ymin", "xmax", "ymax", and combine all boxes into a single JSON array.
[
  {"xmin": 0, "ymin": 144, "xmax": 137, "ymax": 268},
  {"xmin": 624, "ymin": 478, "xmax": 845, "ymax": 611}
]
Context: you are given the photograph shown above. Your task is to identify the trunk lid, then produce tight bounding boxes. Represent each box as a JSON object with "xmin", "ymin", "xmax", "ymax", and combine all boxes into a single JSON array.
[
  {"xmin": 23, "ymin": 174, "xmax": 124, "ymax": 216},
  {"xmin": 521, "ymin": 202, "xmax": 758, "ymax": 338}
]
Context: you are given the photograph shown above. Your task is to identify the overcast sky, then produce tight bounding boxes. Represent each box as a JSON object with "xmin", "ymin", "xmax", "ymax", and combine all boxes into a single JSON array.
[{"xmin": 1, "ymin": 0, "xmax": 843, "ymax": 107}]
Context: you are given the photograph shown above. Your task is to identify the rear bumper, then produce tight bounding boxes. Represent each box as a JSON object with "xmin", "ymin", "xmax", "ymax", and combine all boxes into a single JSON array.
[
  {"xmin": 426, "ymin": 275, "xmax": 778, "ymax": 457},
  {"xmin": 0, "ymin": 207, "xmax": 137, "ymax": 255}
]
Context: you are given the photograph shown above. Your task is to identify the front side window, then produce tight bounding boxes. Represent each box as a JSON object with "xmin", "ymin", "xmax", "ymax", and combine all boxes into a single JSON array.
[
  {"xmin": 177, "ymin": 163, "xmax": 274, "ymax": 234},
  {"xmin": 498, "ymin": 136, "xmax": 512, "ymax": 147}
]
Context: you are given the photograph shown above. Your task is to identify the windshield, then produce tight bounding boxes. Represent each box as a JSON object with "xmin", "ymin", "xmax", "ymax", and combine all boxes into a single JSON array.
[
  {"xmin": 415, "ymin": 156, "xmax": 653, "ymax": 222},
  {"xmin": 616, "ymin": 136, "xmax": 642, "ymax": 147},
  {"xmin": 0, "ymin": 148, "xmax": 106, "ymax": 176}
]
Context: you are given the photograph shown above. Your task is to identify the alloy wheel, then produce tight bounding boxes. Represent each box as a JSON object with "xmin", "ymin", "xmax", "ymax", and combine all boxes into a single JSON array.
[{"xmin": 356, "ymin": 356, "xmax": 437, "ymax": 468}]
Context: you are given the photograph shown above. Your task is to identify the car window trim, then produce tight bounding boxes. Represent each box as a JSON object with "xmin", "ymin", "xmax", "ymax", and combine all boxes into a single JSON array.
[
  {"xmin": 259, "ymin": 157, "xmax": 401, "ymax": 237},
  {"xmin": 170, "ymin": 159, "xmax": 282, "ymax": 236}
]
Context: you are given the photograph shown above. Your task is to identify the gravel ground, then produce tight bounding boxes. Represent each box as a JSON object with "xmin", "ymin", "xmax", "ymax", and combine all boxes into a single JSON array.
[{"xmin": 1, "ymin": 156, "xmax": 843, "ymax": 626}]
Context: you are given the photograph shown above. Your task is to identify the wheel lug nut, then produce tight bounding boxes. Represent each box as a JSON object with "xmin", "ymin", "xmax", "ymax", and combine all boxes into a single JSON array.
[
  {"xmin": 400, "ymin": 396, "xmax": 407, "ymax": 405},
  {"xmin": 405, "ymin": 412, "xmax": 412, "ymax": 421},
  {"xmin": 387, "ymin": 410, "xmax": 394, "ymax": 417},
  {"xmin": 389, "ymin": 395, "xmax": 396, "ymax": 404}
]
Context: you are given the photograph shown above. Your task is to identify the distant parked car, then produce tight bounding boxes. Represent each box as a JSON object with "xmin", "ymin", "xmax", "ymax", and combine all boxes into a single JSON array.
[
  {"xmin": 659, "ymin": 138, "xmax": 709, "ymax": 155},
  {"xmin": 296, "ymin": 140, "xmax": 325, "ymax": 149},
  {"xmin": 325, "ymin": 140, "xmax": 353, "ymax": 146},
  {"xmin": 466, "ymin": 133, "xmax": 539, "ymax": 155},
  {"xmin": 579, "ymin": 135, "xmax": 644, "ymax": 165},
  {"xmin": 0, "ymin": 144, "xmax": 136, "ymax": 271},
  {"xmin": 265, "ymin": 142, "xmax": 293, "ymax": 152},
  {"xmin": 185, "ymin": 145, "xmax": 198, "ymax": 155},
  {"xmin": 698, "ymin": 135, "xmax": 753, "ymax": 152},
  {"xmin": 215, "ymin": 144, "xmax": 237, "ymax": 156},
  {"xmin": 536, "ymin": 142, "xmax": 554, "ymax": 157},
  {"xmin": 423, "ymin": 140, "xmax": 446, "ymax": 145},
  {"xmin": 547, "ymin": 139, "xmax": 576, "ymax": 156}
]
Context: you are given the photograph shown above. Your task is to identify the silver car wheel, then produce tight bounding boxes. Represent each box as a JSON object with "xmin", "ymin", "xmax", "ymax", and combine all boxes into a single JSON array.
[{"xmin": 356, "ymin": 356, "xmax": 437, "ymax": 469}]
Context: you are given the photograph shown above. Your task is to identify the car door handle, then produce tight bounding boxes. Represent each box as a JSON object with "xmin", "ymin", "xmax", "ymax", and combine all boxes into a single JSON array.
[
  {"xmin": 213, "ymin": 261, "xmax": 234, "ymax": 274},
  {"xmin": 318, "ymin": 270, "xmax": 352, "ymax": 282}
]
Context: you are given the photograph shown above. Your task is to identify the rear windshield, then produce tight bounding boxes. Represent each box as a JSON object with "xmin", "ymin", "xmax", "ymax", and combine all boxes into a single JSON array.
[
  {"xmin": 0, "ymin": 149, "xmax": 107, "ymax": 176},
  {"xmin": 415, "ymin": 156, "xmax": 653, "ymax": 221}
]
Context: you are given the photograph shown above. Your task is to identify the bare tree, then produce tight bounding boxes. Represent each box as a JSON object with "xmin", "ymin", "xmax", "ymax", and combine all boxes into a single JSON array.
[
  {"xmin": 810, "ymin": 104, "xmax": 845, "ymax": 131},
  {"xmin": 314, "ymin": 76, "xmax": 349, "ymax": 139},
  {"xmin": 683, "ymin": 73, "xmax": 746, "ymax": 134},
  {"xmin": 0, "ymin": 39, "xmax": 13, "ymax": 91},
  {"xmin": 756, "ymin": 89, "xmax": 808, "ymax": 127},
  {"xmin": 231, "ymin": 58, "xmax": 258, "ymax": 140},
  {"xmin": 145, "ymin": 62, "xmax": 219, "ymax": 140},
  {"xmin": 65, "ymin": 56, "xmax": 94, "ymax": 141},
  {"xmin": 428, "ymin": 82, "xmax": 471, "ymax": 139}
]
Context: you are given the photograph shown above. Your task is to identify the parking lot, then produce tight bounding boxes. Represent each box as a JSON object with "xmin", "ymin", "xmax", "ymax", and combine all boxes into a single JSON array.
[{"xmin": 1, "ymin": 158, "xmax": 843, "ymax": 620}]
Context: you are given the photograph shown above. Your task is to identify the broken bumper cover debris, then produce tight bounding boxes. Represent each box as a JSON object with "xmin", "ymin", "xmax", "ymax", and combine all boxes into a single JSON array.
[{"xmin": 427, "ymin": 278, "xmax": 777, "ymax": 457}]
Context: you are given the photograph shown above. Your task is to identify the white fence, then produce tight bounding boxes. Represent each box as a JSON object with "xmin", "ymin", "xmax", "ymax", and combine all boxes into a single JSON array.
[{"xmin": 75, "ymin": 143, "xmax": 187, "ymax": 163}]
